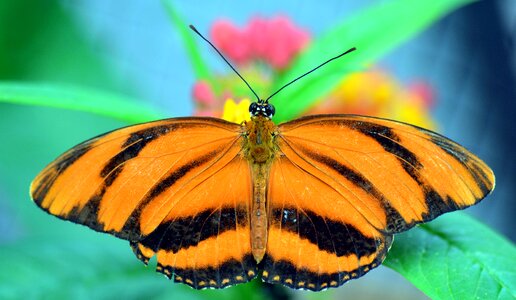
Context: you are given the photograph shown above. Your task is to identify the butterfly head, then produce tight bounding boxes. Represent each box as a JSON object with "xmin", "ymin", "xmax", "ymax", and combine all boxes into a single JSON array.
[{"xmin": 249, "ymin": 100, "xmax": 275, "ymax": 119}]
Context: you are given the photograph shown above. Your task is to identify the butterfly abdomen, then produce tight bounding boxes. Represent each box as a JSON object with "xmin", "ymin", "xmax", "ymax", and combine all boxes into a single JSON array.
[{"xmin": 250, "ymin": 163, "xmax": 269, "ymax": 263}]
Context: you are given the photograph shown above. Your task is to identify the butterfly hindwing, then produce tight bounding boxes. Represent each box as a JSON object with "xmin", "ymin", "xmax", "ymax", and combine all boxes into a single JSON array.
[
  {"xmin": 31, "ymin": 117, "xmax": 258, "ymax": 288},
  {"xmin": 133, "ymin": 156, "xmax": 258, "ymax": 288},
  {"xmin": 264, "ymin": 154, "xmax": 392, "ymax": 290},
  {"xmin": 265, "ymin": 156, "xmax": 392, "ymax": 291},
  {"xmin": 264, "ymin": 114, "xmax": 494, "ymax": 290}
]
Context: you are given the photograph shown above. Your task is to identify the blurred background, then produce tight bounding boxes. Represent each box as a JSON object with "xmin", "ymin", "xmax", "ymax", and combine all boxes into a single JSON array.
[{"xmin": 0, "ymin": 0, "xmax": 514, "ymax": 299}]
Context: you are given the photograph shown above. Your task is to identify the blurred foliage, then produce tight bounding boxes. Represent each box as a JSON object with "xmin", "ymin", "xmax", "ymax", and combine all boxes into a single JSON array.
[
  {"xmin": 0, "ymin": 0, "xmax": 116, "ymax": 87},
  {"xmin": 0, "ymin": 0, "xmax": 514, "ymax": 299}
]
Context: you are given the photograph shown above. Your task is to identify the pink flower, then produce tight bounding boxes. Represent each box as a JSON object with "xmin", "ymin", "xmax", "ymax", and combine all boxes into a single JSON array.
[
  {"xmin": 210, "ymin": 16, "xmax": 310, "ymax": 70},
  {"xmin": 192, "ymin": 80, "xmax": 215, "ymax": 105},
  {"xmin": 246, "ymin": 17, "xmax": 269, "ymax": 59},
  {"xmin": 211, "ymin": 19, "xmax": 252, "ymax": 64},
  {"xmin": 255, "ymin": 16, "xmax": 310, "ymax": 69}
]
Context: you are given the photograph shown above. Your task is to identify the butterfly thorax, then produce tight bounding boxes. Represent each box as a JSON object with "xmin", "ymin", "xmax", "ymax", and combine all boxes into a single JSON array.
[
  {"xmin": 243, "ymin": 115, "xmax": 277, "ymax": 163},
  {"xmin": 242, "ymin": 116, "xmax": 278, "ymax": 263}
]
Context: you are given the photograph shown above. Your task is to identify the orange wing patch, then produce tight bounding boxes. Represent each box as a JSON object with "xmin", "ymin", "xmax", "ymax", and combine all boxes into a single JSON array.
[{"xmin": 31, "ymin": 117, "xmax": 258, "ymax": 288}]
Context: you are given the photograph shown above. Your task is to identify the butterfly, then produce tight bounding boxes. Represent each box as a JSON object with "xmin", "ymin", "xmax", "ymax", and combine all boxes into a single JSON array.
[{"xmin": 30, "ymin": 28, "xmax": 495, "ymax": 291}]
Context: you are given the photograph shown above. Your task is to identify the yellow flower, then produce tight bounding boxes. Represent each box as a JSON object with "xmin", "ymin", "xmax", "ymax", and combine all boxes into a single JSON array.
[
  {"xmin": 222, "ymin": 98, "xmax": 252, "ymax": 123},
  {"xmin": 307, "ymin": 70, "xmax": 436, "ymax": 130}
]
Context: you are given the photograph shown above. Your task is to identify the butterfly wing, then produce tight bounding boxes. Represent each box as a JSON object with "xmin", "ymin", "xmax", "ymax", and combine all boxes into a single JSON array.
[
  {"xmin": 264, "ymin": 114, "xmax": 494, "ymax": 291},
  {"xmin": 31, "ymin": 117, "xmax": 257, "ymax": 289}
]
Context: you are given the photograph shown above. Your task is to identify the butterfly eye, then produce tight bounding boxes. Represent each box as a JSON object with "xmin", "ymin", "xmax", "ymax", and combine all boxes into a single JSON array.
[
  {"xmin": 249, "ymin": 102, "xmax": 259, "ymax": 115},
  {"xmin": 249, "ymin": 102, "xmax": 274, "ymax": 118},
  {"xmin": 265, "ymin": 104, "xmax": 275, "ymax": 118}
]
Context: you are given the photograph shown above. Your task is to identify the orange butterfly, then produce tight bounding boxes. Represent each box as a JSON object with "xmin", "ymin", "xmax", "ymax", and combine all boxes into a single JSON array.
[{"xmin": 30, "ymin": 29, "xmax": 494, "ymax": 291}]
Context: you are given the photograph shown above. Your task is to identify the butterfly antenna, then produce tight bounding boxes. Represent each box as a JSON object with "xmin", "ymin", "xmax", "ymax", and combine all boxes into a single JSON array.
[
  {"xmin": 265, "ymin": 47, "xmax": 356, "ymax": 102},
  {"xmin": 189, "ymin": 25, "xmax": 261, "ymax": 103}
]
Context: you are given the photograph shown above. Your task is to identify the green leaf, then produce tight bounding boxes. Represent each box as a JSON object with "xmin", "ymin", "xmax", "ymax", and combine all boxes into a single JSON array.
[
  {"xmin": 384, "ymin": 213, "xmax": 516, "ymax": 300},
  {"xmin": 0, "ymin": 82, "xmax": 166, "ymax": 124},
  {"xmin": 162, "ymin": 0, "xmax": 214, "ymax": 83},
  {"xmin": 272, "ymin": 0, "xmax": 476, "ymax": 122}
]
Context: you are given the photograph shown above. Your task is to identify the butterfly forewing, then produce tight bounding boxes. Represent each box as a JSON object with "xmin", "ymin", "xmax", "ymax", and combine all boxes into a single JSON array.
[
  {"xmin": 277, "ymin": 115, "xmax": 494, "ymax": 229},
  {"xmin": 30, "ymin": 117, "xmax": 258, "ymax": 288},
  {"xmin": 263, "ymin": 114, "xmax": 494, "ymax": 290}
]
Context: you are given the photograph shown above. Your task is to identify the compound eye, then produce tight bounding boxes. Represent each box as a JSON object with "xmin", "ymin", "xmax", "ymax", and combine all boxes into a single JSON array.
[
  {"xmin": 265, "ymin": 104, "xmax": 275, "ymax": 118},
  {"xmin": 249, "ymin": 102, "xmax": 258, "ymax": 114}
]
